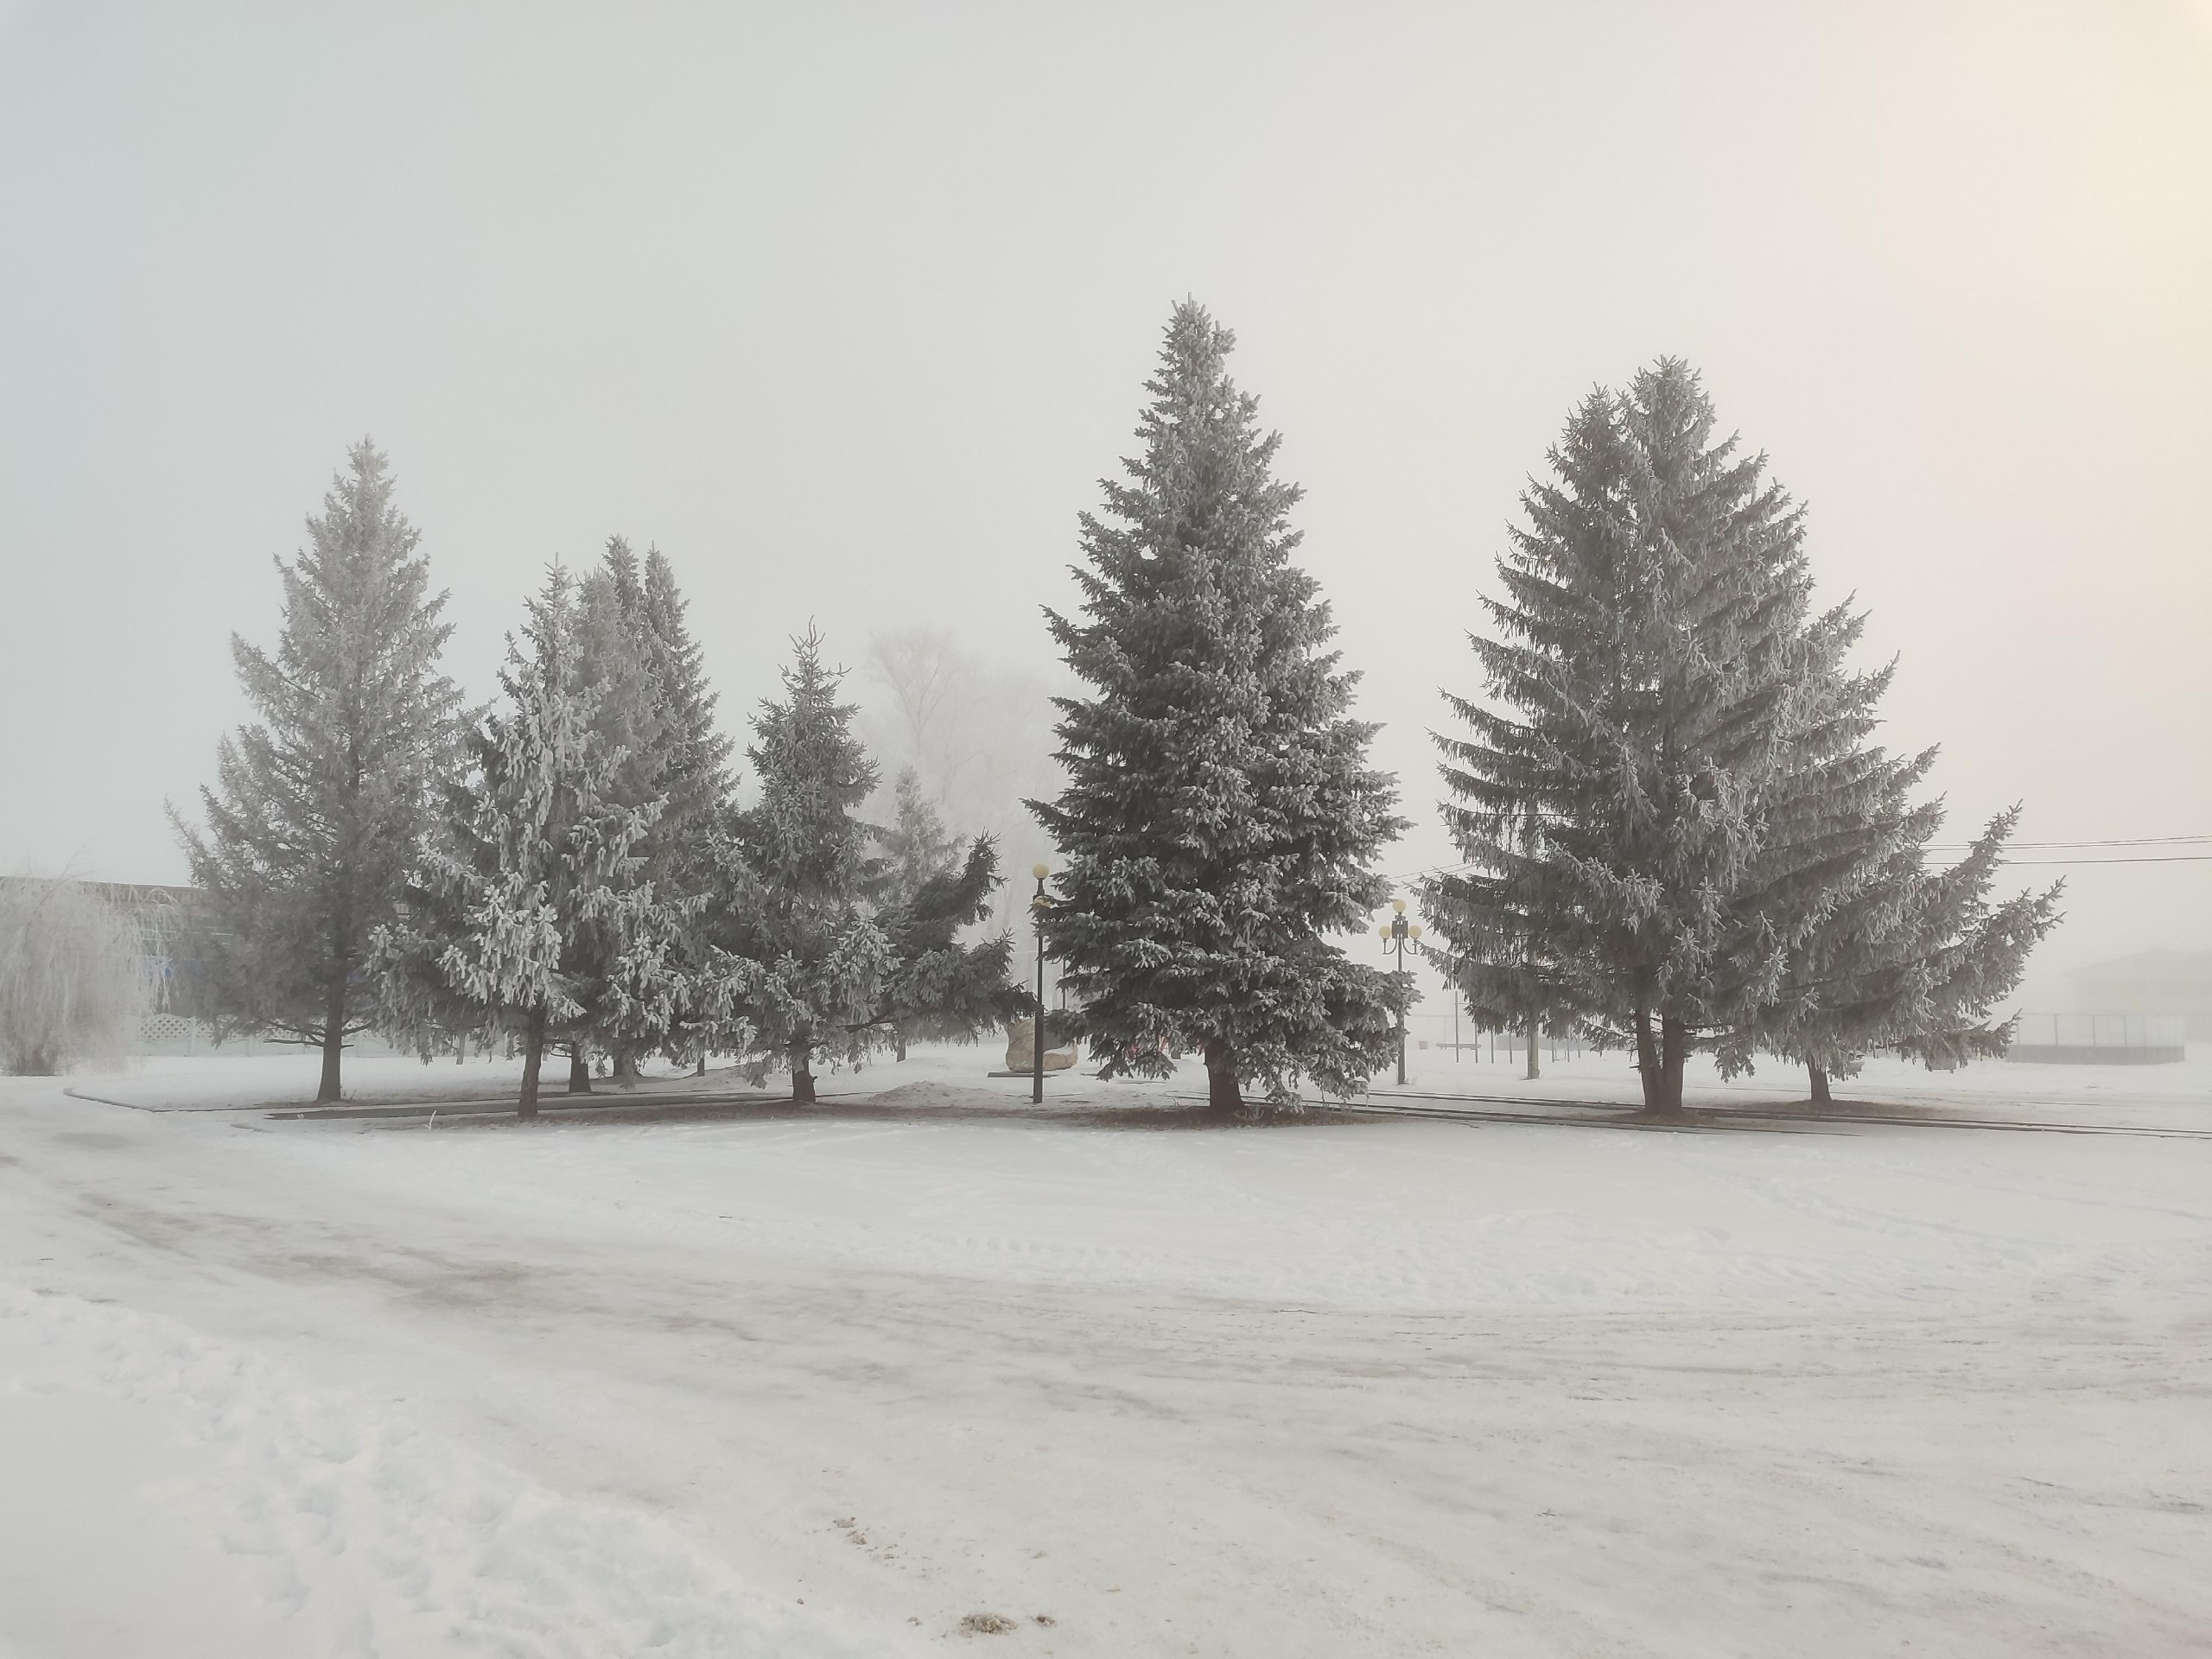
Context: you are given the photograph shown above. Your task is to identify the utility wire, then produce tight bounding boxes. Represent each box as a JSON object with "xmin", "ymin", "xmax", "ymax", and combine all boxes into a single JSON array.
[
  {"xmin": 1378, "ymin": 839, "xmax": 2211, "ymax": 890},
  {"xmin": 2000, "ymin": 855, "xmax": 2211, "ymax": 866},
  {"xmin": 1924, "ymin": 835, "xmax": 2209, "ymax": 850}
]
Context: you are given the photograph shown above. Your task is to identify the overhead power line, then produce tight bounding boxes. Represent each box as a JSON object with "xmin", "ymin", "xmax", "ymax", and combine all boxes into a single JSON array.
[
  {"xmin": 1379, "ymin": 836, "xmax": 2211, "ymax": 890},
  {"xmin": 1923, "ymin": 835, "xmax": 2209, "ymax": 851},
  {"xmin": 2001, "ymin": 854, "xmax": 2211, "ymax": 867}
]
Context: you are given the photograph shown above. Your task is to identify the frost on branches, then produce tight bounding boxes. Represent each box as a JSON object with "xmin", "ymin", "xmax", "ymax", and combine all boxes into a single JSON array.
[
  {"xmin": 1428, "ymin": 361, "xmax": 2058, "ymax": 1113},
  {"xmin": 171, "ymin": 441, "xmax": 461, "ymax": 1103},
  {"xmin": 550, "ymin": 540, "xmax": 736, "ymax": 1086},
  {"xmin": 374, "ymin": 564, "xmax": 686, "ymax": 1119},
  {"xmin": 717, "ymin": 628, "xmax": 891, "ymax": 1103},
  {"xmin": 1032, "ymin": 302, "xmax": 1404, "ymax": 1115}
]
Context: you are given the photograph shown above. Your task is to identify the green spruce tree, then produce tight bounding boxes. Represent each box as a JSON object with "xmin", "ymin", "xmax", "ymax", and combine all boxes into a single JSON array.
[
  {"xmin": 1032, "ymin": 302, "xmax": 1404, "ymax": 1114},
  {"xmin": 1430, "ymin": 361, "xmax": 2058, "ymax": 1114},
  {"xmin": 603, "ymin": 540, "xmax": 738, "ymax": 1075},
  {"xmin": 552, "ymin": 547, "xmax": 689, "ymax": 1090},
  {"xmin": 1722, "ymin": 608, "xmax": 2061, "ymax": 1098},
  {"xmin": 172, "ymin": 441, "xmax": 461, "ymax": 1103},
  {"xmin": 865, "ymin": 769, "xmax": 1020, "ymax": 1060},
  {"xmin": 1429, "ymin": 363, "xmax": 1825, "ymax": 1114},
  {"xmin": 721, "ymin": 627, "xmax": 888, "ymax": 1103}
]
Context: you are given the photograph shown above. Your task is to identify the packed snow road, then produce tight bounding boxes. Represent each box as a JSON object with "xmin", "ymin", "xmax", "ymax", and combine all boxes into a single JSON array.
[{"xmin": 3, "ymin": 1054, "xmax": 2208, "ymax": 1656}]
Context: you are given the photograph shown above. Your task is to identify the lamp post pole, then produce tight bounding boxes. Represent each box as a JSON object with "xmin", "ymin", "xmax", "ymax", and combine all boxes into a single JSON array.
[
  {"xmin": 1377, "ymin": 899, "xmax": 1421, "ymax": 1087},
  {"xmin": 1031, "ymin": 862, "xmax": 1050, "ymax": 1105}
]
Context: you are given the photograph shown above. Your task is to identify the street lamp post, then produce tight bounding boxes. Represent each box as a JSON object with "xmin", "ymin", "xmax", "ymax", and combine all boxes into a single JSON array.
[
  {"xmin": 1031, "ymin": 862, "xmax": 1050, "ymax": 1105},
  {"xmin": 1376, "ymin": 899, "xmax": 1421, "ymax": 1087}
]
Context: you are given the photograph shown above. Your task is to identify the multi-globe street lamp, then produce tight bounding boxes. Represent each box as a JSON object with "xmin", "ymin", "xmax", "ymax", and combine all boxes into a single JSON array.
[{"xmin": 1376, "ymin": 899, "xmax": 1423, "ymax": 1086}]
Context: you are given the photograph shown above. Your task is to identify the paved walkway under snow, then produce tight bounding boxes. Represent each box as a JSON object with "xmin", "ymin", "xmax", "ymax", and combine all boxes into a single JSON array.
[{"xmin": 3, "ymin": 1050, "xmax": 2207, "ymax": 1656}]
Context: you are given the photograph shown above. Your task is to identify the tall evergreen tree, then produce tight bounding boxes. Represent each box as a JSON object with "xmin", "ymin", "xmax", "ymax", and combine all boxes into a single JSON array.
[
  {"xmin": 1429, "ymin": 365, "xmax": 1824, "ymax": 1113},
  {"xmin": 1032, "ymin": 302, "xmax": 1404, "ymax": 1113},
  {"xmin": 720, "ymin": 627, "xmax": 888, "ymax": 1103},
  {"xmin": 374, "ymin": 565, "xmax": 679, "ymax": 1118},
  {"xmin": 1429, "ymin": 362, "xmax": 2056, "ymax": 1113},
  {"xmin": 171, "ymin": 440, "xmax": 461, "ymax": 1102},
  {"xmin": 635, "ymin": 543, "xmax": 740, "ymax": 1071},
  {"xmin": 554, "ymin": 550, "xmax": 686, "ymax": 1089}
]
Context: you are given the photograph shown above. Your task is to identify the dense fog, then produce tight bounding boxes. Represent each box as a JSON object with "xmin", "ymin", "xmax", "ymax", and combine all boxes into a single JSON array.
[{"xmin": 2, "ymin": 3, "xmax": 2206, "ymax": 1019}]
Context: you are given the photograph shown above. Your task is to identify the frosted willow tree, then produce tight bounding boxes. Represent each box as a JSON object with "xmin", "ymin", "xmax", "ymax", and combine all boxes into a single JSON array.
[
  {"xmin": 0, "ymin": 878, "xmax": 149, "ymax": 1074},
  {"xmin": 1032, "ymin": 302, "xmax": 1404, "ymax": 1114},
  {"xmin": 375, "ymin": 566, "xmax": 683, "ymax": 1119},
  {"xmin": 1428, "ymin": 362, "xmax": 2056, "ymax": 1114},
  {"xmin": 720, "ymin": 628, "xmax": 889, "ymax": 1103},
  {"xmin": 172, "ymin": 441, "xmax": 461, "ymax": 1103}
]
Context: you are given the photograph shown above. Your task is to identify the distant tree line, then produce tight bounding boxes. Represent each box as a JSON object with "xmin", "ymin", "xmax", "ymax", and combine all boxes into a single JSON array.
[{"xmin": 149, "ymin": 305, "xmax": 2057, "ymax": 1116}]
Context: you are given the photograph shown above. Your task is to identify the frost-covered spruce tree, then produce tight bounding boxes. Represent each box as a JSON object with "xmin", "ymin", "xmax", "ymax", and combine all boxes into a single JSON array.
[
  {"xmin": 1763, "ymin": 810, "xmax": 2059, "ymax": 1101},
  {"xmin": 549, "ymin": 548, "xmax": 694, "ymax": 1090},
  {"xmin": 639, "ymin": 544, "xmax": 738, "ymax": 868},
  {"xmin": 1723, "ymin": 610, "xmax": 2061, "ymax": 1099},
  {"xmin": 171, "ymin": 441, "xmax": 461, "ymax": 1103},
  {"xmin": 721, "ymin": 627, "xmax": 889, "ymax": 1103},
  {"xmin": 1032, "ymin": 302, "xmax": 1404, "ymax": 1114},
  {"xmin": 864, "ymin": 770, "xmax": 1021, "ymax": 1060},
  {"xmin": 376, "ymin": 565, "xmax": 678, "ymax": 1119},
  {"xmin": 1428, "ymin": 363, "xmax": 1827, "ymax": 1116},
  {"xmin": 555, "ymin": 539, "xmax": 739, "ymax": 1079},
  {"xmin": 635, "ymin": 543, "xmax": 739, "ymax": 1071}
]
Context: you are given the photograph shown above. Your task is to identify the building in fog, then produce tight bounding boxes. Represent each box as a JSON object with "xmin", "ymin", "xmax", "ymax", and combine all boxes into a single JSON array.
[{"xmin": 2064, "ymin": 949, "xmax": 2212, "ymax": 1040}]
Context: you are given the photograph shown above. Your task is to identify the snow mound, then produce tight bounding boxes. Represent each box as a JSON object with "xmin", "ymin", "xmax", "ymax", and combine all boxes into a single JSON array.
[{"xmin": 0, "ymin": 1283, "xmax": 912, "ymax": 1658}]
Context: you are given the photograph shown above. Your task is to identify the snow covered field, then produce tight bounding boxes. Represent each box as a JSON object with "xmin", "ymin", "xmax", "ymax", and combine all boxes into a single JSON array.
[{"xmin": 3, "ymin": 1050, "xmax": 2208, "ymax": 1656}]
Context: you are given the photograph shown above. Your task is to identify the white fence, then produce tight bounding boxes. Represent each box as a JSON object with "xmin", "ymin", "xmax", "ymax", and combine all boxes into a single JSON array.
[
  {"xmin": 134, "ymin": 1015, "xmax": 411, "ymax": 1059},
  {"xmin": 2008, "ymin": 1013, "xmax": 2186, "ymax": 1065}
]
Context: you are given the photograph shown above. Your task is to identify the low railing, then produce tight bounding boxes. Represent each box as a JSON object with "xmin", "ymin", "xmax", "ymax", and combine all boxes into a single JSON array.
[{"xmin": 2008, "ymin": 1013, "xmax": 2187, "ymax": 1065}]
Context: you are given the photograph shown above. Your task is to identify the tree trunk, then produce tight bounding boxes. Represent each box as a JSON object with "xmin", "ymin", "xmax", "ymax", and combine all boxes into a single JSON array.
[
  {"xmin": 791, "ymin": 1044, "xmax": 816, "ymax": 1104},
  {"xmin": 1808, "ymin": 1061, "xmax": 1832, "ymax": 1105},
  {"xmin": 613, "ymin": 1048, "xmax": 641, "ymax": 1087},
  {"xmin": 694, "ymin": 1052, "xmax": 706, "ymax": 1077},
  {"xmin": 1634, "ymin": 1005, "xmax": 1662, "ymax": 1111},
  {"xmin": 1202, "ymin": 1037, "xmax": 1243, "ymax": 1114},
  {"xmin": 518, "ymin": 1006, "xmax": 547, "ymax": 1121},
  {"xmin": 567, "ymin": 1046, "xmax": 593, "ymax": 1094},
  {"xmin": 894, "ymin": 1027, "xmax": 908, "ymax": 1062},
  {"xmin": 316, "ymin": 974, "xmax": 346, "ymax": 1103},
  {"xmin": 1656, "ymin": 1017, "xmax": 1689, "ymax": 1116},
  {"xmin": 1524, "ymin": 1013, "xmax": 1541, "ymax": 1081}
]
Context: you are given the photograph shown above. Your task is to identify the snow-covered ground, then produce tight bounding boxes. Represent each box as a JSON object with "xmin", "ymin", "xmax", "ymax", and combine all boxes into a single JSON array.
[{"xmin": 3, "ymin": 1047, "xmax": 2208, "ymax": 1655}]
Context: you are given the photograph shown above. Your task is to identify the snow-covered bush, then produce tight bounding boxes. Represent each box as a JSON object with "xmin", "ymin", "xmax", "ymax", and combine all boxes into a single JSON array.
[{"xmin": 0, "ymin": 877, "xmax": 148, "ymax": 1074}]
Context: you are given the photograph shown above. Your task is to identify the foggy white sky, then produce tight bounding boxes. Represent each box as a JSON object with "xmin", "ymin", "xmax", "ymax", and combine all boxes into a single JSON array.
[{"xmin": 2, "ymin": 1, "xmax": 2206, "ymax": 1008}]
